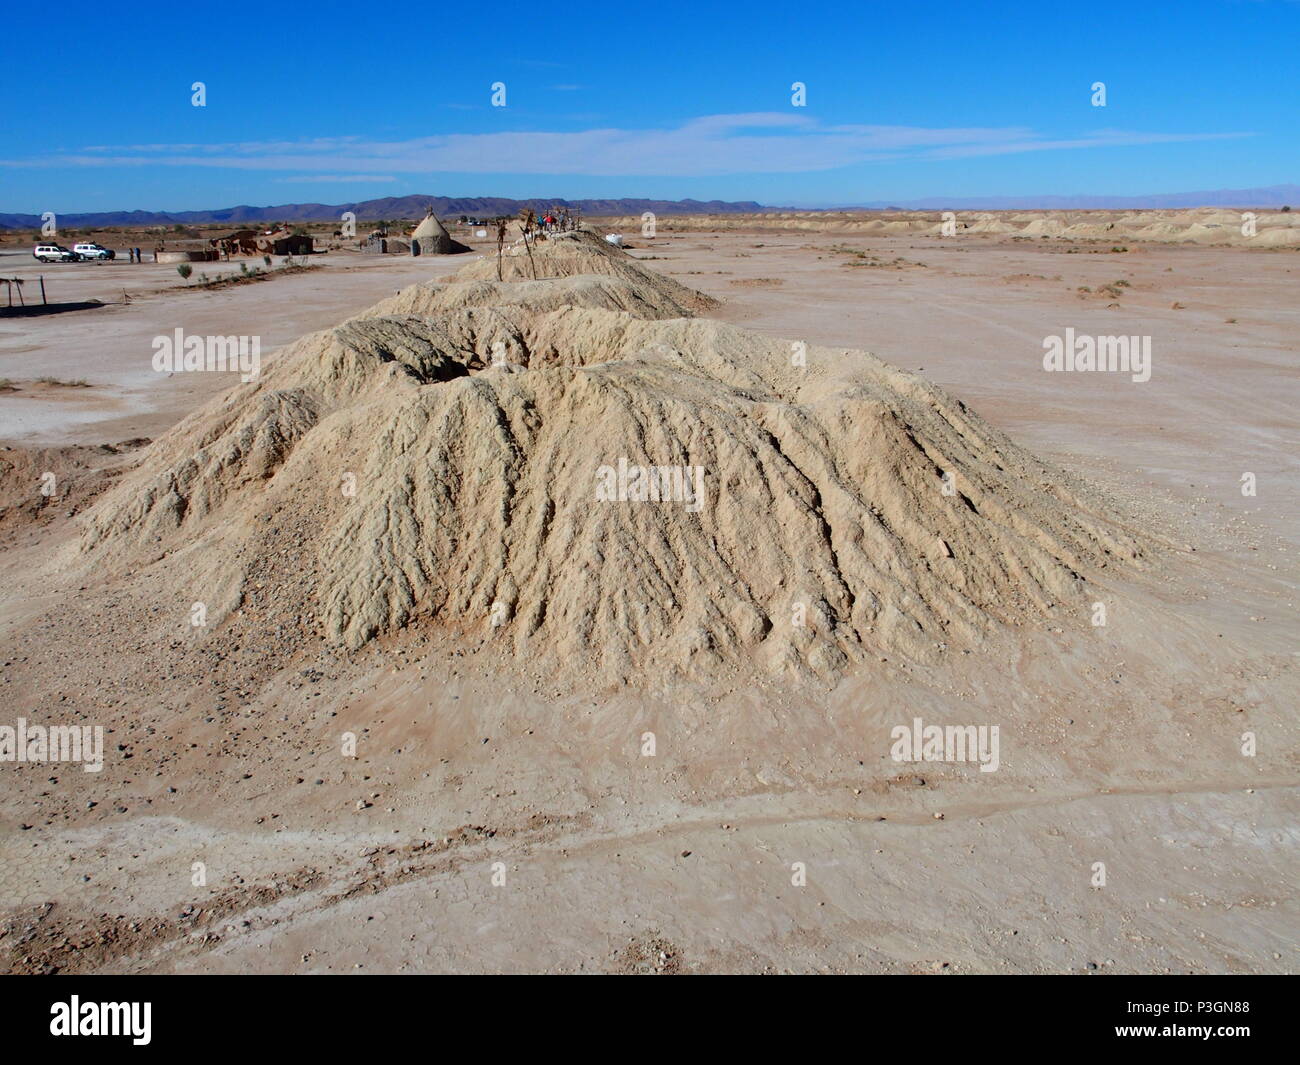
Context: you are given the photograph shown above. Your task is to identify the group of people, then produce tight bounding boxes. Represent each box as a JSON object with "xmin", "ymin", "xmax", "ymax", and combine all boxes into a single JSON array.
[
  {"xmin": 126, "ymin": 247, "xmax": 145, "ymax": 263},
  {"xmin": 538, "ymin": 209, "xmax": 576, "ymax": 234}
]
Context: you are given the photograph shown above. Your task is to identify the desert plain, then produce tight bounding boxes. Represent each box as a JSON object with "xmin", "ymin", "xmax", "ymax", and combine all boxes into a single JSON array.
[{"xmin": 0, "ymin": 209, "xmax": 1296, "ymax": 974}]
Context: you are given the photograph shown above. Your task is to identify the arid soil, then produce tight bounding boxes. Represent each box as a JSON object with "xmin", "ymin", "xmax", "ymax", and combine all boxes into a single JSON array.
[
  {"xmin": 0, "ymin": 218, "xmax": 1295, "ymax": 974},
  {"xmin": 596, "ymin": 205, "xmax": 1300, "ymax": 246},
  {"xmin": 0, "ymin": 250, "xmax": 443, "ymax": 442}
]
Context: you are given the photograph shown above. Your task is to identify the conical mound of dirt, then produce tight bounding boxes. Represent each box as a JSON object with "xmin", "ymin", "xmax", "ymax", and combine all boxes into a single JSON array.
[
  {"xmin": 359, "ymin": 274, "xmax": 697, "ymax": 321},
  {"xmin": 78, "ymin": 256, "xmax": 1144, "ymax": 687},
  {"xmin": 455, "ymin": 228, "xmax": 717, "ymax": 312}
]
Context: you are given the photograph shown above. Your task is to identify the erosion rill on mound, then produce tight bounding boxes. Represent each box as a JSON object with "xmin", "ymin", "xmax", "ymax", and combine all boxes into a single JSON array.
[{"xmin": 78, "ymin": 229, "xmax": 1146, "ymax": 687}]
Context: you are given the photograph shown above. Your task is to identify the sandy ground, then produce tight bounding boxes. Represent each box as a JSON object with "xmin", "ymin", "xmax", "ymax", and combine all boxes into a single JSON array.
[
  {"xmin": 0, "ymin": 248, "xmax": 478, "ymax": 442},
  {"xmin": 0, "ymin": 225, "xmax": 1295, "ymax": 974}
]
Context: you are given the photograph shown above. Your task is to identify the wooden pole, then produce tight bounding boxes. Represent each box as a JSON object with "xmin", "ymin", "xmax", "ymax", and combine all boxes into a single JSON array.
[
  {"xmin": 520, "ymin": 225, "xmax": 537, "ymax": 280},
  {"xmin": 518, "ymin": 210, "xmax": 538, "ymax": 280},
  {"xmin": 39, "ymin": 275, "xmax": 46, "ymax": 305}
]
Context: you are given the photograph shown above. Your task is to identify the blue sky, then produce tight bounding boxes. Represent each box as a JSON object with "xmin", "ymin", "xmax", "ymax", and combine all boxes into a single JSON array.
[{"xmin": 2, "ymin": 0, "xmax": 1295, "ymax": 212}]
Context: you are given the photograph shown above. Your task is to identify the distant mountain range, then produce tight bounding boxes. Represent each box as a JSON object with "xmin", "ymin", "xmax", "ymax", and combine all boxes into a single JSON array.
[
  {"xmin": 1, "ymin": 185, "xmax": 1295, "ymax": 229},
  {"xmin": 0, "ymin": 196, "xmax": 769, "ymax": 230}
]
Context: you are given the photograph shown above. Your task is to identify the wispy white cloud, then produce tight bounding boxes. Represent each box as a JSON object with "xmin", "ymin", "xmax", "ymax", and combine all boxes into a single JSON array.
[
  {"xmin": 273, "ymin": 174, "xmax": 397, "ymax": 183},
  {"xmin": 0, "ymin": 114, "xmax": 1252, "ymax": 177}
]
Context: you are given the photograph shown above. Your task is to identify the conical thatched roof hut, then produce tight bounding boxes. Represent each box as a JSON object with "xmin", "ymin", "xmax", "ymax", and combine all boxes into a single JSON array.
[{"xmin": 410, "ymin": 209, "xmax": 471, "ymax": 256}]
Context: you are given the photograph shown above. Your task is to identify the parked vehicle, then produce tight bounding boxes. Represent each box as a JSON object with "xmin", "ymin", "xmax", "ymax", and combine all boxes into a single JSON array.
[
  {"xmin": 33, "ymin": 244, "xmax": 78, "ymax": 263},
  {"xmin": 72, "ymin": 242, "xmax": 116, "ymax": 261}
]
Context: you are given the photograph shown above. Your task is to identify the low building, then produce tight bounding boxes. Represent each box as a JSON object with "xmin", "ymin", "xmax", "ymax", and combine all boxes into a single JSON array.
[
  {"xmin": 210, "ymin": 230, "xmax": 260, "ymax": 257},
  {"xmin": 260, "ymin": 229, "xmax": 314, "ymax": 256},
  {"xmin": 362, "ymin": 232, "xmax": 409, "ymax": 254}
]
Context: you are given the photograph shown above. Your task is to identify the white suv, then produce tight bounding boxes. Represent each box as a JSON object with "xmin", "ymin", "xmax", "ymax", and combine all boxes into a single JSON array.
[
  {"xmin": 73, "ymin": 242, "xmax": 115, "ymax": 261},
  {"xmin": 33, "ymin": 244, "xmax": 78, "ymax": 263}
]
